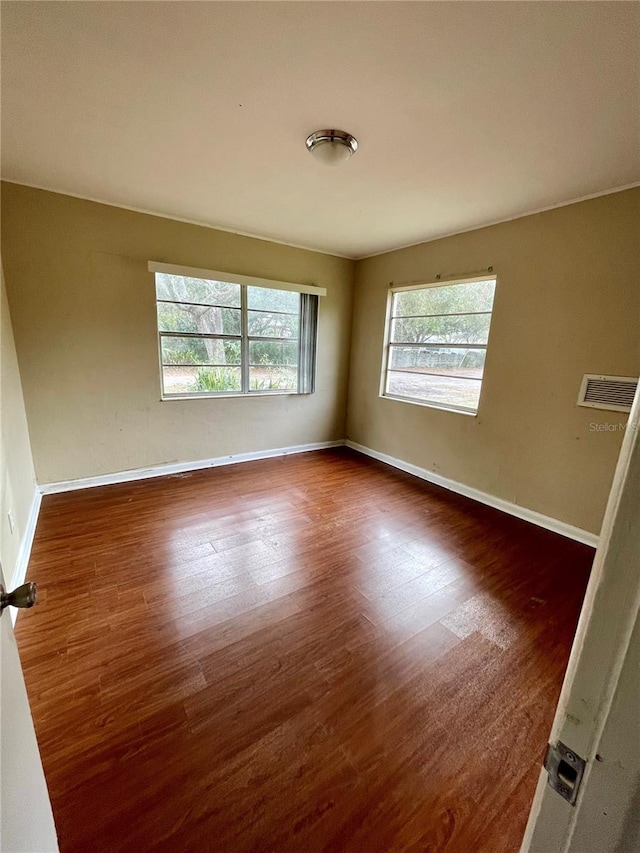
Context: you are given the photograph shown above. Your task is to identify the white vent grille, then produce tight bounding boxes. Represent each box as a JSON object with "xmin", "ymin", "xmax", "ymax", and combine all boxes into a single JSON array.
[{"xmin": 577, "ymin": 375, "xmax": 638, "ymax": 413}]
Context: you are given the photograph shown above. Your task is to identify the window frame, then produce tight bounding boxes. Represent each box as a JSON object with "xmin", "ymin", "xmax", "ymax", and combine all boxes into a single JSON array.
[
  {"xmin": 380, "ymin": 275, "xmax": 497, "ymax": 416},
  {"xmin": 150, "ymin": 263, "xmax": 322, "ymax": 400}
]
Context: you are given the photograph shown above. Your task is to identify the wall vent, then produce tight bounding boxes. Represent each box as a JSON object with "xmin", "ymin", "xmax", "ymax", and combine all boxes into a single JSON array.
[{"xmin": 577, "ymin": 375, "xmax": 638, "ymax": 413}]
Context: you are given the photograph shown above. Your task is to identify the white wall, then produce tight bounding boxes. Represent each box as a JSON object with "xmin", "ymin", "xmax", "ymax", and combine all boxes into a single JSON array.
[
  {"xmin": 0, "ymin": 261, "xmax": 38, "ymax": 587},
  {"xmin": 0, "ymin": 262, "xmax": 56, "ymax": 850}
]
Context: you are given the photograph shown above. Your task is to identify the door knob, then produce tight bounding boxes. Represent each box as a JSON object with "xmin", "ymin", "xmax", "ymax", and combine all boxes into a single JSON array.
[{"xmin": 0, "ymin": 582, "xmax": 38, "ymax": 615}]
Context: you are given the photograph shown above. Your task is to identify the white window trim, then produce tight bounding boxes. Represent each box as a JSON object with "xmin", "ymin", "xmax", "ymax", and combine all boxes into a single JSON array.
[
  {"xmin": 380, "ymin": 274, "xmax": 497, "ymax": 416},
  {"xmin": 152, "ymin": 265, "xmax": 319, "ymax": 400},
  {"xmin": 148, "ymin": 261, "xmax": 326, "ymax": 297}
]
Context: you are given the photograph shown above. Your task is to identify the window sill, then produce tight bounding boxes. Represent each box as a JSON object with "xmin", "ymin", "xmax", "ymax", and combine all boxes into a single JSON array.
[
  {"xmin": 380, "ymin": 393, "xmax": 477, "ymax": 417},
  {"xmin": 161, "ymin": 390, "xmax": 306, "ymax": 401}
]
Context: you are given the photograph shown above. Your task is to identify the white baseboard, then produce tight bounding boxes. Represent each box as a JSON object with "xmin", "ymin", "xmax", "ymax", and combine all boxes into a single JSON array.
[
  {"xmin": 37, "ymin": 437, "xmax": 598, "ymax": 548},
  {"xmin": 345, "ymin": 440, "xmax": 599, "ymax": 548},
  {"xmin": 40, "ymin": 440, "xmax": 344, "ymax": 495},
  {"xmin": 9, "ymin": 486, "xmax": 42, "ymax": 626}
]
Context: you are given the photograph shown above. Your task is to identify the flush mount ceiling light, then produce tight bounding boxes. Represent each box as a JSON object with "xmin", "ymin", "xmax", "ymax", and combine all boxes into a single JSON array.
[{"xmin": 305, "ymin": 129, "xmax": 358, "ymax": 166}]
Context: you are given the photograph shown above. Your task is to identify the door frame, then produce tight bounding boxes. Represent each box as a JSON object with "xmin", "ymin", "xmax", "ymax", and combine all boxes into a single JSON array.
[{"xmin": 520, "ymin": 388, "xmax": 640, "ymax": 851}]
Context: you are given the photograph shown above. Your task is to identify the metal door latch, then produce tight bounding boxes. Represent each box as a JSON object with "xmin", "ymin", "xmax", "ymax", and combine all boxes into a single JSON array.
[
  {"xmin": 544, "ymin": 741, "xmax": 586, "ymax": 806},
  {"xmin": 0, "ymin": 582, "xmax": 38, "ymax": 615}
]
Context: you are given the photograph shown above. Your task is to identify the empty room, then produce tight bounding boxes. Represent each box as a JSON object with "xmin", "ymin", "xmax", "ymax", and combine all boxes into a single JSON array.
[{"xmin": 1, "ymin": 2, "xmax": 639, "ymax": 852}]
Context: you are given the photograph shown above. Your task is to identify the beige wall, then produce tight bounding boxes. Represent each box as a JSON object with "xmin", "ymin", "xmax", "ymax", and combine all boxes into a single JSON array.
[
  {"xmin": 0, "ymin": 184, "xmax": 355, "ymax": 483},
  {"xmin": 2, "ymin": 183, "xmax": 638, "ymax": 535},
  {"xmin": 347, "ymin": 188, "xmax": 640, "ymax": 535},
  {"xmin": 0, "ymin": 262, "xmax": 37, "ymax": 584}
]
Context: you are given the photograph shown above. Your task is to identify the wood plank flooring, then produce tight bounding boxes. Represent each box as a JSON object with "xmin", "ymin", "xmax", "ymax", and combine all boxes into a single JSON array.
[{"xmin": 16, "ymin": 448, "xmax": 593, "ymax": 852}]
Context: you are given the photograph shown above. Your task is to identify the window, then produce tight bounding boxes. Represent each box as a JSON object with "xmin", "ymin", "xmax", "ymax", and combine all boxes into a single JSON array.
[
  {"xmin": 150, "ymin": 263, "xmax": 322, "ymax": 398},
  {"xmin": 382, "ymin": 276, "xmax": 496, "ymax": 414}
]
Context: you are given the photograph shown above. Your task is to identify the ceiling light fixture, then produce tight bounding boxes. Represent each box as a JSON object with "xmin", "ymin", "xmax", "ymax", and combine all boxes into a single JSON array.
[{"xmin": 305, "ymin": 129, "xmax": 358, "ymax": 166}]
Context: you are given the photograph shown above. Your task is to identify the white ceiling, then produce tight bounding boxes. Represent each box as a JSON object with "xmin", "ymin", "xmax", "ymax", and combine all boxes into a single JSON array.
[{"xmin": 1, "ymin": 2, "xmax": 638, "ymax": 258}]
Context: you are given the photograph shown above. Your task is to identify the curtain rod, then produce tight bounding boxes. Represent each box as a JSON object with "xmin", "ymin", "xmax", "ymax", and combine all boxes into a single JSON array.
[{"xmin": 390, "ymin": 266, "xmax": 494, "ymax": 288}]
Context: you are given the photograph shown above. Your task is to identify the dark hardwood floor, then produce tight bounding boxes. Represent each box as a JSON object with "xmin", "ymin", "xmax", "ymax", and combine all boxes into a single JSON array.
[{"xmin": 16, "ymin": 448, "xmax": 593, "ymax": 852}]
